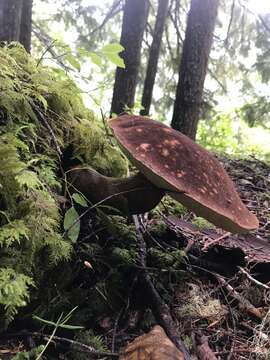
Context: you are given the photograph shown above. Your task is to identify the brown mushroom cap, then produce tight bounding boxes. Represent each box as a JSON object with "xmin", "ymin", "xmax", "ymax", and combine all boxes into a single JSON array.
[{"xmin": 108, "ymin": 115, "xmax": 259, "ymax": 233}]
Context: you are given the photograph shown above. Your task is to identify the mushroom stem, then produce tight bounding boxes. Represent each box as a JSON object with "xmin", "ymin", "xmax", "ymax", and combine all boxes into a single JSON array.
[{"xmin": 67, "ymin": 168, "xmax": 164, "ymax": 215}]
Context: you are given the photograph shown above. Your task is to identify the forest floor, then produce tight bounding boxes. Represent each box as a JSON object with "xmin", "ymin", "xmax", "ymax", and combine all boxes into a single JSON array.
[{"xmin": 1, "ymin": 156, "xmax": 270, "ymax": 360}]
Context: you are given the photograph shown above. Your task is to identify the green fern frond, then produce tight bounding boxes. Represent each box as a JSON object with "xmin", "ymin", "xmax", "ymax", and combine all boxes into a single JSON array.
[
  {"xmin": 15, "ymin": 170, "xmax": 42, "ymax": 189},
  {"xmin": 0, "ymin": 220, "xmax": 29, "ymax": 247},
  {"xmin": 0, "ymin": 267, "xmax": 34, "ymax": 326}
]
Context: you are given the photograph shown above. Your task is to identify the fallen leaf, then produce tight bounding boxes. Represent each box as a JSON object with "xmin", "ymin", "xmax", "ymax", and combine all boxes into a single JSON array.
[{"xmin": 119, "ymin": 325, "xmax": 184, "ymax": 360}]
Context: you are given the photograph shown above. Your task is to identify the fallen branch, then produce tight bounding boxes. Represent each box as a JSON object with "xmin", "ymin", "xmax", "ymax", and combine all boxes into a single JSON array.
[
  {"xmin": 1, "ymin": 331, "xmax": 118, "ymax": 358},
  {"xmin": 214, "ymin": 273, "xmax": 265, "ymax": 319},
  {"xmin": 202, "ymin": 232, "xmax": 230, "ymax": 251},
  {"xmin": 238, "ymin": 266, "xmax": 270, "ymax": 290},
  {"xmin": 133, "ymin": 215, "xmax": 190, "ymax": 360}
]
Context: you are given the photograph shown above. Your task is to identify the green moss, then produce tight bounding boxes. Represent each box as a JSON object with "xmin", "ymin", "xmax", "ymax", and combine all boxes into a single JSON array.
[
  {"xmin": 148, "ymin": 248, "xmax": 187, "ymax": 268},
  {"xmin": 111, "ymin": 247, "xmax": 137, "ymax": 265},
  {"xmin": 192, "ymin": 217, "xmax": 216, "ymax": 230},
  {"xmin": 99, "ymin": 214, "xmax": 137, "ymax": 244},
  {"xmin": 12, "ymin": 345, "xmax": 44, "ymax": 359},
  {"xmin": 150, "ymin": 219, "xmax": 167, "ymax": 237},
  {"xmin": 71, "ymin": 330, "xmax": 108, "ymax": 360},
  {"xmin": 176, "ymin": 283, "xmax": 227, "ymax": 321},
  {"xmin": 152, "ymin": 195, "xmax": 189, "ymax": 217},
  {"xmin": 0, "ymin": 43, "xmax": 127, "ymax": 326}
]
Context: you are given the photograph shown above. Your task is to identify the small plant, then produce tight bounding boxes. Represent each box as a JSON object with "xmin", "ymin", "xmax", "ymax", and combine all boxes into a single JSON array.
[{"xmin": 33, "ymin": 306, "xmax": 84, "ymax": 360}]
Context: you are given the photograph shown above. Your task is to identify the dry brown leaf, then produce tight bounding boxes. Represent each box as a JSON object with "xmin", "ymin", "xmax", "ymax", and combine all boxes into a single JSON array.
[{"xmin": 119, "ymin": 325, "xmax": 184, "ymax": 360}]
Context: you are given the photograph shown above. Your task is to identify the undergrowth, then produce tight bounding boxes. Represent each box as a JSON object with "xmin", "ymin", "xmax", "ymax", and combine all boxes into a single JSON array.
[{"xmin": 0, "ymin": 43, "xmax": 127, "ymax": 327}]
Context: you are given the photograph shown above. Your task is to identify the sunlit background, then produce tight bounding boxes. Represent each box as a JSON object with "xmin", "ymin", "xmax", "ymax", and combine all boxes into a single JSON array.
[{"xmin": 34, "ymin": 0, "xmax": 270, "ymax": 158}]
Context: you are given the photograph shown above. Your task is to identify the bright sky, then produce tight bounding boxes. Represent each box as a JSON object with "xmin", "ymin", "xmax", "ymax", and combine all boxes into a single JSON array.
[
  {"xmin": 246, "ymin": 0, "xmax": 270, "ymax": 14},
  {"xmin": 80, "ymin": 0, "xmax": 270, "ymax": 14}
]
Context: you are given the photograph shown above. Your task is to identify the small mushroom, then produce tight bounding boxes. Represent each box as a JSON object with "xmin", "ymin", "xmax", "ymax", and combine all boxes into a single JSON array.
[{"xmin": 68, "ymin": 115, "xmax": 259, "ymax": 233}]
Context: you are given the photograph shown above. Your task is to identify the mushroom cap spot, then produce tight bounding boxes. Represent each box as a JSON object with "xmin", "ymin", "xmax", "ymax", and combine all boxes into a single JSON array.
[
  {"xmin": 108, "ymin": 115, "xmax": 259, "ymax": 233},
  {"xmin": 161, "ymin": 148, "xmax": 169, "ymax": 157},
  {"xmin": 138, "ymin": 143, "xmax": 151, "ymax": 151}
]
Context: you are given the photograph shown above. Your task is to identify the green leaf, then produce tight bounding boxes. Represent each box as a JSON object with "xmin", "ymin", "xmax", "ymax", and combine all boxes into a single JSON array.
[
  {"xmin": 78, "ymin": 48, "xmax": 102, "ymax": 67},
  {"xmin": 64, "ymin": 53, "xmax": 81, "ymax": 71},
  {"xmin": 101, "ymin": 43, "xmax": 124, "ymax": 53},
  {"xmin": 33, "ymin": 315, "xmax": 58, "ymax": 327},
  {"xmin": 33, "ymin": 314, "xmax": 84, "ymax": 330},
  {"xmin": 88, "ymin": 52, "xmax": 102, "ymax": 67},
  {"xmin": 59, "ymin": 324, "xmax": 84, "ymax": 330},
  {"xmin": 64, "ymin": 207, "xmax": 80, "ymax": 243},
  {"xmin": 72, "ymin": 193, "xmax": 88, "ymax": 207},
  {"xmin": 104, "ymin": 53, "xmax": 125, "ymax": 68}
]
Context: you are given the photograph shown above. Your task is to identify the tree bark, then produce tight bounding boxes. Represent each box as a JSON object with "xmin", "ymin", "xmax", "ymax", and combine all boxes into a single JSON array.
[
  {"xmin": 140, "ymin": 0, "xmax": 169, "ymax": 116},
  {"xmin": 19, "ymin": 0, "xmax": 33, "ymax": 53},
  {"xmin": 111, "ymin": 0, "xmax": 149, "ymax": 116},
  {"xmin": 0, "ymin": 0, "xmax": 32, "ymax": 52},
  {"xmin": 171, "ymin": 0, "xmax": 219, "ymax": 140},
  {"xmin": 0, "ymin": 0, "xmax": 23, "ymax": 43}
]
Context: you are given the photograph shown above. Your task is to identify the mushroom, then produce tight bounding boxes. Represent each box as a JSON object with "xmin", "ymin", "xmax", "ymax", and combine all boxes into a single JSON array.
[{"xmin": 68, "ymin": 115, "xmax": 259, "ymax": 233}]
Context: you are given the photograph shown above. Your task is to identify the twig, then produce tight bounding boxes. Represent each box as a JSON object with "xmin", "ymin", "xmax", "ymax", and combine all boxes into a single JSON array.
[
  {"xmin": 1, "ymin": 331, "xmax": 118, "ymax": 358},
  {"xmin": 89, "ymin": 0, "xmax": 122, "ymax": 37},
  {"xmin": 238, "ymin": 266, "xmax": 270, "ymax": 290},
  {"xmin": 132, "ymin": 215, "xmax": 190, "ymax": 360},
  {"xmin": 100, "ymin": 108, "xmax": 114, "ymax": 146},
  {"xmin": 189, "ymin": 263, "xmax": 265, "ymax": 319},
  {"xmin": 224, "ymin": 0, "xmax": 235, "ymax": 46},
  {"xmin": 36, "ymin": 39, "xmax": 57, "ymax": 67},
  {"xmin": 219, "ymin": 286, "xmax": 236, "ymax": 360},
  {"xmin": 241, "ymin": 321, "xmax": 269, "ymax": 342},
  {"xmin": 238, "ymin": 0, "xmax": 270, "ymax": 35},
  {"xmin": 33, "ymin": 23, "xmax": 71, "ymax": 71},
  {"xmin": 33, "ymin": 106, "xmax": 62, "ymax": 157},
  {"xmin": 111, "ymin": 309, "xmax": 122, "ymax": 353},
  {"xmin": 214, "ymin": 273, "xmax": 265, "ymax": 319},
  {"xmin": 202, "ymin": 232, "xmax": 231, "ymax": 251},
  {"xmin": 208, "ymin": 67, "xmax": 227, "ymax": 93}
]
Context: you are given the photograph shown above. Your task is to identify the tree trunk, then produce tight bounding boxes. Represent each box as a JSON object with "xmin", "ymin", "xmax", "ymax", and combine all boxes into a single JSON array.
[
  {"xmin": 140, "ymin": 0, "xmax": 169, "ymax": 116},
  {"xmin": 0, "ymin": 0, "xmax": 32, "ymax": 52},
  {"xmin": 111, "ymin": 0, "xmax": 149, "ymax": 116},
  {"xmin": 19, "ymin": 0, "xmax": 33, "ymax": 53},
  {"xmin": 171, "ymin": 0, "xmax": 219, "ymax": 140},
  {"xmin": 0, "ymin": 0, "xmax": 23, "ymax": 43}
]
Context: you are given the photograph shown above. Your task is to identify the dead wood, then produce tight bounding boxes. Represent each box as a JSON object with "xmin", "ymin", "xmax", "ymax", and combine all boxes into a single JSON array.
[
  {"xmin": 193, "ymin": 333, "xmax": 218, "ymax": 360},
  {"xmin": 133, "ymin": 215, "xmax": 190, "ymax": 360}
]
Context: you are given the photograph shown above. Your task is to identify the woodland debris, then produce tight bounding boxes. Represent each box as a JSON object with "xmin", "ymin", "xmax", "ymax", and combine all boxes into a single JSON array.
[
  {"xmin": 166, "ymin": 216, "xmax": 270, "ymax": 264},
  {"xmin": 193, "ymin": 333, "xmax": 218, "ymax": 360},
  {"xmin": 238, "ymin": 266, "xmax": 270, "ymax": 290},
  {"xmin": 1, "ymin": 331, "xmax": 119, "ymax": 358},
  {"xmin": 133, "ymin": 215, "xmax": 189, "ymax": 359},
  {"xmin": 119, "ymin": 325, "xmax": 184, "ymax": 360},
  {"xmin": 162, "ymin": 156, "xmax": 270, "ymax": 266},
  {"xmin": 214, "ymin": 273, "xmax": 265, "ymax": 319}
]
